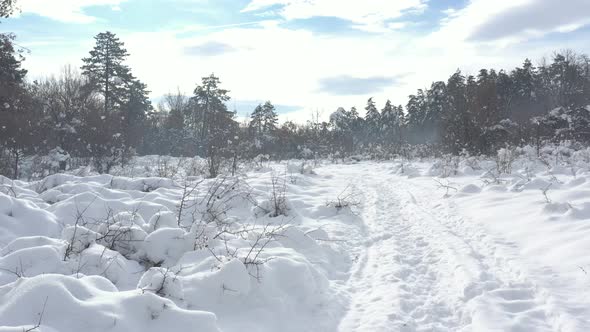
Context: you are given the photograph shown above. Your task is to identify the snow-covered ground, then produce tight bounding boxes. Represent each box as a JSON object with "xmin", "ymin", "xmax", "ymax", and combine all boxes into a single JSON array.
[{"xmin": 2, "ymin": 148, "xmax": 590, "ymax": 331}]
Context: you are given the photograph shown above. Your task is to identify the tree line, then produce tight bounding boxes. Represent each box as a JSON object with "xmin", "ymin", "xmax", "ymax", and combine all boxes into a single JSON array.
[{"xmin": 1, "ymin": 2, "xmax": 590, "ymax": 178}]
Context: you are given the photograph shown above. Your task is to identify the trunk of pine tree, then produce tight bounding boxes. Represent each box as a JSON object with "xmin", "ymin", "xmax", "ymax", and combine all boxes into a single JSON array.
[{"xmin": 105, "ymin": 44, "xmax": 110, "ymax": 114}]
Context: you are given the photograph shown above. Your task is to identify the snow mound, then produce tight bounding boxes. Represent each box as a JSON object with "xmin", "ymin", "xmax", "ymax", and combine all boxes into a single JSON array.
[
  {"xmin": 459, "ymin": 184, "xmax": 482, "ymax": 194},
  {"xmin": 143, "ymin": 228, "xmax": 191, "ymax": 266},
  {"xmin": 542, "ymin": 202, "xmax": 571, "ymax": 215},
  {"xmin": 0, "ymin": 163, "xmax": 348, "ymax": 331},
  {"xmin": 0, "ymin": 274, "xmax": 220, "ymax": 332},
  {"xmin": 0, "ymin": 193, "xmax": 61, "ymax": 247},
  {"xmin": 565, "ymin": 202, "xmax": 590, "ymax": 220}
]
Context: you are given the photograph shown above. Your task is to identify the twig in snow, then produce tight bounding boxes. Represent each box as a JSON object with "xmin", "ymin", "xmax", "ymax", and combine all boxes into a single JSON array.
[{"xmin": 23, "ymin": 296, "xmax": 48, "ymax": 332}]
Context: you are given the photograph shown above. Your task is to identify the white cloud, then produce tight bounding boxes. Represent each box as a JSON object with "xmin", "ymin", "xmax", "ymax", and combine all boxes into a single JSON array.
[
  {"xmin": 434, "ymin": 0, "xmax": 590, "ymax": 44},
  {"xmin": 242, "ymin": 0, "xmax": 427, "ymax": 32},
  {"xmin": 18, "ymin": 0, "xmax": 127, "ymax": 23}
]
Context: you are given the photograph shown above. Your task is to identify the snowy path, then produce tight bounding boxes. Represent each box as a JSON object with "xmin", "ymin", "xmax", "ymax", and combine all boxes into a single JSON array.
[{"xmin": 330, "ymin": 164, "xmax": 589, "ymax": 332}]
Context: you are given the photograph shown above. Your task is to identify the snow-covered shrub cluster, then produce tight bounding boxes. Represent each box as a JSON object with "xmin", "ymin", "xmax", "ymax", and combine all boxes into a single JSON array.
[{"xmin": 0, "ymin": 164, "xmax": 351, "ymax": 331}]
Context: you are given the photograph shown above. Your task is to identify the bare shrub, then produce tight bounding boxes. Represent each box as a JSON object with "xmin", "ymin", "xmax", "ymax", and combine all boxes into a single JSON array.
[
  {"xmin": 176, "ymin": 179, "xmax": 203, "ymax": 227},
  {"xmin": 63, "ymin": 198, "xmax": 97, "ymax": 260},
  {"xmin": 326, "ymin": 184, "xmax": 360, "ymax": 211},
  {"xmin": 434, "ymin": 179, "xmax": 458, "ymax": 197},
  {"xmin": 208, "ymin": 222, "xmax": 289, "ymax": 281},
  {"xmin": 268, "ymin": 172, "xmax": 288, "ymax": 217},
  {"xmin": 481, "ymin": 168, "xmax": 505, "ymax": 185},
  {"xmin": 446, "ymin": 155, "xmax": 461, "ymax": 177},
  {"xmin": 155, "ymin": 156, "xmax": 183, "ymax": 178},
  {"xmin": 432, "ymin": 154, "xmax": 460, "ymax": 178},
  {"xmin": 139, "ymin": 267, "xmax": 184, "ymax": 300},
  {"xmin": 0, "ymin": 259, "xmax": 26, "ymax": 279},
  {"xmin": 198, "ymin": 176, "xmax": 255, "ymax": 226},
  {"xmin": 63, "ymin": 206, "xmax": 147, "ymax": 260},
  {"xmin": 541, "ymin": 183, "xmax": 552, "ymax": 203},
  {"xmin": 184, "ymin": 157, "xmax": 207, "ymax": 178},
  {"xmin": 23, "ymin": 296, "xmax": 49, "ymax": 332},
  {"xmin": 462, "ymin": 155, "xmax": 481, "ymax": 171},
  {"xmin": 241, "ymin": 223, "xmax": 288, "ymax": 281}
]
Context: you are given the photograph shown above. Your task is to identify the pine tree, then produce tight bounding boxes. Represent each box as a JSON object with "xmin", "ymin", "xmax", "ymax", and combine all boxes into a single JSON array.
[
  {"xmin": 261, "ymin": 101, "xmax": 278, "ymax": 132},
  {"xmin": 406, "ymin": 90, "xmax": 427, "ymax": 144},
  {"xmin": 364, "ymin": 97, "xmax": 381, "ymax": 142},
  {"xmin": 249, "ymin": 101, "xmax": 279, "ymax": 154},
  {"xmin": 349, "ymin": 106, "xmax": 363, "ymax": 139},
  {"xmin": 190, "ymin": 74, "xmax": 235, "ymax": 175},
  {"xmin": 510, "ymin": 59, "xmax": 541, "ymax": 121},
  {"xmin": 393, "ymin": 105, "xmax": 405, "ymax": 143},
  {"xmin": 380, "ymin": 100, "xmax": 395, "ymax": 142},
  {"xmin": 425, "ymin": 81, "xmax": 448, "ymax": 144},
  {"xmin": 444, "ymin": 70, "xmax": 469, "ymax": 152},
  {"xmin": 81, "ymin": 31, "xmax": 134, "ymax": 114},
  {"xmin": 80, "ymin": 31, "xmax": 150, "ymax": 169},
  {"xmin": 190, "ymin": 74, "xmax": 231, "ymax": 142},
  {"xmin": 250, "ymin": 104, "xmax": 264, "ymax": 137},
  {"xmin": 495, "ymin": 70, "xmax": 513, "ymax": 120}
]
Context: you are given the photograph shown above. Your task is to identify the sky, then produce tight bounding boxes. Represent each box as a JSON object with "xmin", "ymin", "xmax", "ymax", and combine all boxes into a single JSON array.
[{"xmin": 3, "ymin": 0, "xmax": 590, "ymax": 123}]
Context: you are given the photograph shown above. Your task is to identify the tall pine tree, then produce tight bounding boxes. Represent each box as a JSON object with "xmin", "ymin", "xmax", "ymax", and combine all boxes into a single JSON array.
[
  {"xmin": 81, "ymin": 31, "xmax": 151, "ymax": 149},
  {"xmin": 81, "ymin": 31, "xmax": 134, "ymax": 114}
]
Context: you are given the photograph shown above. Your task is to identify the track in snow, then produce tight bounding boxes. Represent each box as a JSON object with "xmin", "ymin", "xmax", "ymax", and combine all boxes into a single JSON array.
[{"xmin": 335, "ymin": 166, "xmax": 579, "ymax": 332}]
